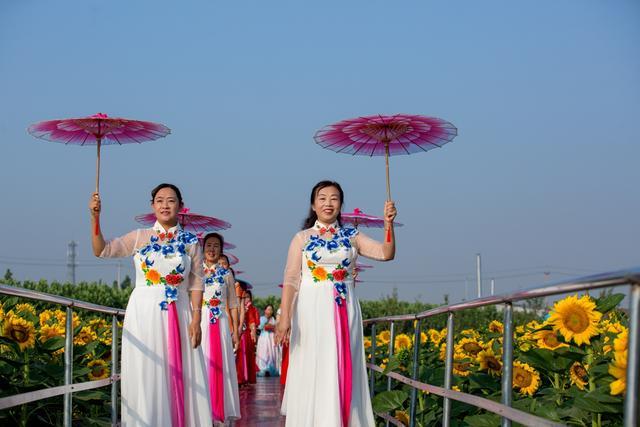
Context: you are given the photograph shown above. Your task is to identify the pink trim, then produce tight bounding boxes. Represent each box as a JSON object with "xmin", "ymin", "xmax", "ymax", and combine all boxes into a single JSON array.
[
  {"xmin": 208, "ymin": 317, "xmax": 225, "ymax": 422},
  {"xmin": 167, "ymin": 304, "xmax": 185, "ymax": 427},
  {"xmin": 334, "ymin": 292, "xmax": 353, "ymax": 427}
]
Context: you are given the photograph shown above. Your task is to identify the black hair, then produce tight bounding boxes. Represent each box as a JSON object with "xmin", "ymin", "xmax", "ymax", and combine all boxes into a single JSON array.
[
  {"xmin": 151, "ymin": 183, "xmax": 183, "ymax": 205},
  {"xmin": 301, "ymin": 180, "xmax": 344, "ymax": 230},
  {"xmin": 202, "ymin": 232, "xmax": 224, "ymax": 250},
  {"xmin": 245, "ymin": 290, "xmax": 253, "ymax": 300},
  {"xmin": 264, "ymin": 304, "xmax": 274, "ymax": 318},
  {"xmin": 219, "ymin": 254, "xmax": 230, "ymax": 264}
]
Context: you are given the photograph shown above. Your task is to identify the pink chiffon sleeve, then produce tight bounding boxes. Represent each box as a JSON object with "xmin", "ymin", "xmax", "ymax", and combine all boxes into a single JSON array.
[
  {"xmin": 225, "ymin": 272, "xmax": 239, "ymax": 309},
  {"xmin": 282, "ymin": 231, "xmax": 305, "ymax": 291},
  {"xmin": 187, "ymin": 243, "xmax": 204, "ymax": 291},
  {"xmin": 354, "ymin": 231, "xmax": 387, "ymax": 261},
  {"xmin": 99, "ymin": 229, "xmax": 140, "ymax": 258}
]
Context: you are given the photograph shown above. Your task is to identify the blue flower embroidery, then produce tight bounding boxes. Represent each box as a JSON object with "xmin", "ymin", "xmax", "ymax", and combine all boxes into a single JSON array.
[{"xmin": 162, "ymin": 245, "xmax": 175, "ymax": 256}]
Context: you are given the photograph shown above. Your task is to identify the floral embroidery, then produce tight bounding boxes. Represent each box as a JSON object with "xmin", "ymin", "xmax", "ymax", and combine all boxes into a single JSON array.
[
  {"xmin": 137, "ymin": 228, "xmax": 195, "ymax": 311},
  {"xmin": 202, "ymin": 265, "xmax": 229, "ymax": 323}
]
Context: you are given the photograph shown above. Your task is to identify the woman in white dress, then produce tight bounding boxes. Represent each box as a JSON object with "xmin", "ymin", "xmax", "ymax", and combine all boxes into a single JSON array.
[
  {"xmin": 276, "ymin": 180, "xmax": 397, "ymax": 427},
  {"xmin": 256, "ymin": 305, "xmax": 279, "ymax": 376},
  {"xmin": 90, "ymin": 183, "xmax": 211, "ymax": 427},
  {"xmin": 200, "ymin": 232, "xmax": 241, "ymax": 423}
]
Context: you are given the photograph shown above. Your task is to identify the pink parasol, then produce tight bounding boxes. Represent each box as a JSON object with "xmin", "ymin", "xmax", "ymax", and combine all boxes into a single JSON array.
[
  {"xmin": 28, "ymin": 113, "xmax": 170, "ymax": 193},
  {"xmin": 342, "ymin": 208, "xmax": 403, "ymax": 229},
  {"xmin": 225, "ymin": 253, "xmax": 239, "ymax": 266},
  {"xmin": 135, "ymin": 207, "xmax": 231, "ymax": 234},
  {"xmin": 315, "ymin": 114, "xmax": 456, "ymax": 241}
]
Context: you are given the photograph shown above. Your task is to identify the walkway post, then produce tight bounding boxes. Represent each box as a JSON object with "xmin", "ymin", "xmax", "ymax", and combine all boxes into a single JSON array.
[
  {"xmin": 443, "ymin": 312, "xmax": 454, "ymax": 427},
  {"xmin": 63, "ymin": 307, "xmax": 73, "ymax": 427},
  {"xmin": 370, "ymin": 323, "xmax": 377, "ymax": 399},
  {"xmin": 409, "ymin": 319, "xmax": 421, "ymax": 427},
  {"xmin": 386, "ymin": 321, "xmax": 396, "ymax": 427},
  {"xmin": 501, "ymin": 302, "xmax": 514, "ymax": 427},
  {"xmin": 111, "ymin": 315, "xmax": 119, "ymax": 425},
  {"xmin": 624, "ymin": 282, "xmax": 640, "ymax": 427}
]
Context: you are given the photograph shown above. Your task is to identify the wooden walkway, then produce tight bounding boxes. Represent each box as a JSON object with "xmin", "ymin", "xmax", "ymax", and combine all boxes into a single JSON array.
[{"xmin": 235, "ymin": 377, "xmax": 286, "ymax": 426}]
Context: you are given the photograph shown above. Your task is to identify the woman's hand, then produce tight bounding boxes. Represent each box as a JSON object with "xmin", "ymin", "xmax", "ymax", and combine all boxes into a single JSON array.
[
  {"xmin": 188, "ymin": 318, "xmax": 202, "ymax": 349},
  {"xmin": 250, "ymin": 327, "xmax": 257, "ymax": 344},
  {"xmin": 231, "ymin": 330, "xmax": 239, "ymax": 351},
  {"xmin": 89, "ymin": 192, "xmax": 101, "ymax": 218},
  {"xmin": 384, "ymin": 200, "xmax": 397, "ymax": 224},
  {"xmin": 276, "ymin": 317, "xmax": 291, "ymax": 346}
]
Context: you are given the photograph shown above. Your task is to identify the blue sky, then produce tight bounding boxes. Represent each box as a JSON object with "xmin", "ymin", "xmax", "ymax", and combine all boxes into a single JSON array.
[{"xmin": 1, "ymin": 0, "xmax": 638, "ymax": 304}]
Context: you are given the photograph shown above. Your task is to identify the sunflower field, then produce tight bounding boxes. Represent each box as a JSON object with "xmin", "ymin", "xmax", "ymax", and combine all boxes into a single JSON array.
[
  {"xmin": 0, "ymin": 296, "xmax": 121, "ymax": 426},
  {"xmin": 368, "ymin": 292, "xmax": 629, "ymax": 426}
]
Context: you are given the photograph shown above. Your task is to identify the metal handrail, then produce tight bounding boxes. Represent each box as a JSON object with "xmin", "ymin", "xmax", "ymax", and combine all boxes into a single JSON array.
[
  {"xmin": 364, "ymin": 267, "xmax": 640, "ymax": 427},
  {"xmin": 0, "ymin": 283, "xmax": 124, "ymax": 427}
]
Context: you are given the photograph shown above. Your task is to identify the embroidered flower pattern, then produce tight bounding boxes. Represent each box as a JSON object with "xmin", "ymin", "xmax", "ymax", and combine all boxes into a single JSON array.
[
  {"xmin": 304, "ymin": 224, "xmax": 356, "ymax": 307},
  {"xmin": 202, "ymin": 265, "xmax": 229, "ymax": 323},
  {"xmin": 137, "ymin": 229, "xmax": 195, "ymax": 311}
]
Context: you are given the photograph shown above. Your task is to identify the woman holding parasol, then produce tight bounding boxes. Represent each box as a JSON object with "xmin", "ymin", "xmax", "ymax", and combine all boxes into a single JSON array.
[
  {"xmin": 90, "ymin": 183, "xmax": 211, "ymax": 427},
  {"xmin": 276, "ymin": 180, "xmax": 397, "ymax": 427}
]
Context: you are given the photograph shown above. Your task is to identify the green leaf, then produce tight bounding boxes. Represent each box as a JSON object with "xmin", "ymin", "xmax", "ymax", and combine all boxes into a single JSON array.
[
  {"xmin": 383, "ymin": 355, "xmax": 402, "ymax": 374},
  {"xmin": 595, "ymin": 293, "xmax": 625, "ymax": 314},
  {"xmin": 463, "ymin": 413, "xmax": 502, "ymax": 427},
  {"xmin": 371, "ymin": 390, "xmax": 408, "ymax": 413},
  {"xmin": 572, "ymin": 395, "xmax": 620, "ymax": 414},
  {"xmin": 40, "ymin": 336, "xmax": 66, "ymax": 351}
]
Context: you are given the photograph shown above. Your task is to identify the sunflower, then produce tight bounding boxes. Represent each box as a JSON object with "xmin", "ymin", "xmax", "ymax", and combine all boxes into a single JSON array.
[
  {"xmin": 533, "ymin": 329, "xmax": 569, "ymax": 351},
  {"xmin": 363, "ymin": 337, "xmax": 372, "ymax": 349},
  {"xmin": 609, "ymin": 351, "xmax": 627, "ymax": 395},
  {"xmin": 379, "ymin": 358, "xmax": 388, "ymax": 371},
  {"xmin": 439, "ymin": 343, "xmax": 447, "ymax": 361},
  {"xmin": 460, "ymin": 329, "xmax": 480, "ymax": 339},
  {"xmin": 512, "ymin": 361, "xmax": 540, "ymax": 396},
  {"xmin": 419, "ymin": 331, "xmax": 428, "ymax": 344},
  {"xmin": 394, "ymin": 410, "xmax": 409, "ymax": 426},
  {"xmin": 15, "ymin": 303, "xmax": 36, "ymax": 316},
  {"xmin": 428, "ymin": 329, "xmax": 443, "ymax": 346},
  {"xmin": 515, "ymin": 325, "xmax": 525, "ymax": 335},
  {"xmin": 74, "ymin": 326, "xmax": 97, "ymax": 346},
  {"xmin": 39, "ymin": 324, "xmax": 65, "ymax": 343},
  {"xmin": 453, "ymin": 353, "xmax": 473, "ymax": 377},
  {"xmin": 99, "ymin": 331, "xmax": 113, "ymax": 346},
  {"xmin": 87, "ymin": 359, "xmax": 110, "ymax": 381},
  {"xmin": 2, "ymin": 311, "xmax": 36, "ymax": 351},
  {"xmin": 547, "ymin": 294, "xmax": 602, "ymax": 345},
  {"xmin": 488, "ymin": 320, "xmax": 504, "ymax": 334},
  {"xmin": 89, "ymin": 318, "xmax": 108, "ymax": 331},
  {"xmin": 608, "ymin": 329, "xmax": 628, "ymax": 395},
  {"xmin": 377, "ymin": 330, "xmax": 391, "ymax": 345},
  {"xmin": 569, "ymin": 362, "xmax": 588, "ymax": 390},
  {"xmin": 526, "ymin": 320, "xmax": 543, "ymax": 331},
  {"xmin": 394, "ymin": 334, "xmax": 412, "ymax": 352},
  {"xmin": 477, "ymin": 348, "xmax": 502, "ymax": 377},
  {"xmin": 455, "ymin": 338, "xmax": 485, "ymax": 358},
  {"xmin": 52, "ymin": 310, "xmax": 80, "ymax": 329}
]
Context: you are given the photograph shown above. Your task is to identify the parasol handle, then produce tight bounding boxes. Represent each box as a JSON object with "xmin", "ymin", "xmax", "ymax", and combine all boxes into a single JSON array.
[
  {"xmin": 384, "ymin": 140, "xmax": 392, "ymax": 243},
  {"xmin": 94, "ymin": 138, "xmax": 101, "ymax": 236},
  {"xmin": 95, "ymin": 137, "xmax": 101, "ymax": 193}
]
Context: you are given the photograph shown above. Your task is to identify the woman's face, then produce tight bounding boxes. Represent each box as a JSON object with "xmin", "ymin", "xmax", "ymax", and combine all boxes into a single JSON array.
[
  {"xmin": 204, "ymin": 237, "xmax": 222, "ymax": 264},
  {"xmin": 265, "ymin": 306, "xmax": 273, "ymax": 318},
  {"xmin": 312, "ymin": 185, "xmax": 341, "ymax": 225},
  {"xmin": 152, "ymin": 187, "xmax": 181, "ymax": 226},
  {"xmin": 218, "ymin": 257, "xmax": 230, "ymax": 269}
]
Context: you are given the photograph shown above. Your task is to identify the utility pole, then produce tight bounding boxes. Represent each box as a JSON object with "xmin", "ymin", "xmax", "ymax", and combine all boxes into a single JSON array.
[
  {"xmin": 67, "ymin": 241, "xmax": 77, "ymax": 285},
  {"xmin": 476, "ymin": 253, "xmax": 482, "ymax": 298}
]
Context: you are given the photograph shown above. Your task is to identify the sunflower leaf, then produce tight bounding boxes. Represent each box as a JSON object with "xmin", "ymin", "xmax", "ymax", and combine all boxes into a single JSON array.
[
  {"xmin": 40, "ymin": 336, "xmax": 65, "ymax": 351},
  {"xmin": 371, "ymin": 390, "xmax": 408, "ymax": 412},
  {"xmin": 595, "ymin": 293, "xmax": 625, "ymax": 314},
  {"xmin": 463, "ymin": 413, "xmax": 501, "ymax": 427}
]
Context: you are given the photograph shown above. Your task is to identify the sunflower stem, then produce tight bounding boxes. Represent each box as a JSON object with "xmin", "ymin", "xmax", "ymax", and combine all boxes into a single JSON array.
[{"xmin": 20, "ymin": 351, "xmax": 29, "ymax": 427}]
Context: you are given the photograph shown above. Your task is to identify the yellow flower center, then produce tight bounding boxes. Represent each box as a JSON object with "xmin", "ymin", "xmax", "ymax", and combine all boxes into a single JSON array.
[
  {"xmin": 462, "ymin": 342, "xmax": 483, "ymax": 356},
  {"xmin": 514, "ymin": 367, "xmax": 533, "ymax": 388},
  {"xmin": 565, "ymin": 311, "xmax": 589, "ymax": 333},
  {"xmin": 11, "ymin": 325, "xmax": 29, "ymax": 343}
]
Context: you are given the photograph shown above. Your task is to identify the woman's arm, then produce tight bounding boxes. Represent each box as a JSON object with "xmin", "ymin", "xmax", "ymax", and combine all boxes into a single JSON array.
[
  {"xmin": 356, "ymin": 201, "xmax": 398, "ymax": 261},
  {"xmin": 189, "ymin": 290, "xmax": 203, "ymax": 348},
  {"xmin": 90, "ymin": 193, "xmax": 139, "ymax": 258},
  {"xmin": 276, "ymin": 233, "xmax": 303, "ymax": 346}
]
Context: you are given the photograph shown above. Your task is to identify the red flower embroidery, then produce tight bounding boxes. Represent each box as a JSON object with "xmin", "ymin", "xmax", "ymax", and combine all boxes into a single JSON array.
[
  {"xmin": 209, "ymin": 298, "xmax": 221, "ymax": 307},
  {"xmin": 167, "ymin": 232, "xmax": 174, "ymax": 240},
  {"xmin": 158, "ymin": 233, "xmax": 166, "ymax": 240},
  {"xmin": 166, "ymin": 274, "xmax": 183, "ymax": 285},
  {"xmin": 332, "ymin": 268, "xmax": 347, "ymax": 282}
]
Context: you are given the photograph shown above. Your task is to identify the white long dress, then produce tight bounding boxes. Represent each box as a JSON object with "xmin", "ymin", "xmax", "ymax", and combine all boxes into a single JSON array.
[
  {"xmin": 100, "ymin": 222, "xmax": 211, "ymax": 427},
  {"xmin": 200, "ymin": 263, "xmax": 241, "ymax": 422},
  {"xmin": 281, "ymin": 220, "xmax": 388, "ymax": 427},
  {"xmin": 256, "ymin": 316, "xmax": 279, "ymax": 376}
]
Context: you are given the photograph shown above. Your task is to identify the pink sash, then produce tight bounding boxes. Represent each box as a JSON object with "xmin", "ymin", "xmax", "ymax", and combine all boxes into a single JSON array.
[
  {"xmin": 334, "ymin": 289, "xmax": 353, "ymax": 427},
  {"xmin": 207, "ymin": 315, "xmax": 225, "ymax": 421},
  {"xmin": 167, "ymin": 304, "xmax": 185, "ymax": 427}
]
